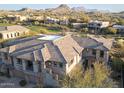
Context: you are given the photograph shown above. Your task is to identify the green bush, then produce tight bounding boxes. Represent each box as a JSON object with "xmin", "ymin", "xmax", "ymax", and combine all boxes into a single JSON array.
[
  {"xmin": 19, "ymin": 80, "xmax": 27, "ymax": 87},
  {"xmin": 0, "ymin": 72, "xmax": 5, "ymax": 76}
]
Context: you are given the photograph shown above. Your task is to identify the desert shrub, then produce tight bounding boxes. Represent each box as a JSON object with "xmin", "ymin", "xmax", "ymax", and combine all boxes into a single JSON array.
[{"xmin": 19, "ymin": 80, "xmax": 27, "ymax": 87}]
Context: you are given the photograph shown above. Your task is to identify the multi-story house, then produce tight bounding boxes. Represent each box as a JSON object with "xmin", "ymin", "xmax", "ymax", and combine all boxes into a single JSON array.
[
  {"xmin": 6, "ymin": 15, "xmax": 28, "ymax": 22},
  {"xmin": 0, "ymin": 25, "xmax": 29, "ymax": 40},
  {"xmin": 45, "ymin": 17, "xmax": 60, "ymax": 24},
  {"xmin": 113, "ymin": 25, "xmax": 124, "ymax": 34},
  {"xmin": 71, "ymin": 23, "xmax": 86, "ymax": 29},
  {"xmin": 88, "ymin": 20, "xmax": 109, "ymax": 33},
  {"xmin": 0, "ymin": 34, "xmax": 113, "ymax": 87}
]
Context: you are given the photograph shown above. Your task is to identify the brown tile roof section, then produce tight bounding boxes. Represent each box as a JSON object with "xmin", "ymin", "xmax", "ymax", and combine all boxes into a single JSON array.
[
  {"xmin": 0, "ymin": 35, "xmax": 83, "ymax": 63},
  {"xmin": 88, "ymin": 35, "xmax": 114, "ymax": 50},
  {"xmin": 0, "ymin": 25, "xmax": 29, "ymax": 33},
  {"xmin": 42, "ymin": 43, "xmax": 65, "ymax": 62},
  {"xmin": 53, "ymin": 35, "xmax": 83, "ymax": 62}
]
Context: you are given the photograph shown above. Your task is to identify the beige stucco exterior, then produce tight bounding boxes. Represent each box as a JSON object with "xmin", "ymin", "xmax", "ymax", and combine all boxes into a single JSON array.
[{"xmin": 0, "ymin": 25, "xmax": 29, "ymax": 40}]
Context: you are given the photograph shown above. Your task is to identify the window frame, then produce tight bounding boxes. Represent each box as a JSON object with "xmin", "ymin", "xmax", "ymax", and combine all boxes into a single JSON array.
[
  {"xmin": 17, "ymin": 58, "xmax": 22, "ymax": 65},
  {"xmin": 92, "ymin": 49, "xmax": 96, "ymax": 56},
  {"xmin": 59, "ymin": 63, "xmax": 63, "ymax": 68},
  {"xmin": 100, "ymin": 50, "xmax": 104, "ymax": 58}
]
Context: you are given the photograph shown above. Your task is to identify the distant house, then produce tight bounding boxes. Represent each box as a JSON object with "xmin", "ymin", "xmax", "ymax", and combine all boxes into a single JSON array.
[
  {"xmin": 113, "ymin": 25, "xmax": 124, "ymax": 34},
  {"xmin": 15, "ymin": 15, "xmax": 28, "ymax": 22},
  {"xmin": 6, "ymin": 15, "xmax": 17, "ymax": 22},
  {"xmin": 71, "ymin": 23, "xmax": 86, "ymax": 29},
  {"xmin": 59, "ymin": 19, "xmax": 69, "ymax": 25},
  {"xmin": 88, "ymin": 20, "xmax": 109, "ymax": 33},
  {"xmin": 0, "ymin": 25, "xmax": 29, "ymax": 39},
  {"xmin": 6, "ymin": 15, "xmax": 28, "ymax": 22},
  {"xmin": 45, "ymin": 17, "xmax": 60, "ymax": 24},
  {"xmin": 0, "ymin": 34, "xmax": 113, "ymax": 86}
]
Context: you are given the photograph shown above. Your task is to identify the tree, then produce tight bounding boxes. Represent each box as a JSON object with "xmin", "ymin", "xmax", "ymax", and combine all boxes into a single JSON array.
[
  {"xmin": 68, "ymin": 18, "xmax": 77, "ymax": 23},
  {"xmin": 103, "ymin": 27, "xmax": 117, "ymax": 34},
  {"xmin": 112, "ymin": 18, "xmax": 119, "ymax": 24},
  {"xmin": 80, "ymin": 15, "xmax": 90, "ymax": 23},
  {"xmin": 59, "ymin": 63, "xmax": 115, "ymax": 88},
  {"xmin": 117, "ymin": 18, "xmax": 124, "ymax": 25}
]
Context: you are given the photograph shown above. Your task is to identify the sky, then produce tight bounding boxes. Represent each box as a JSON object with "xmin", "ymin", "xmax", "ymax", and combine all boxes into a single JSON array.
[{"xmin": 0, "ymin": 4, "xmax": 123, "ymax": 12}]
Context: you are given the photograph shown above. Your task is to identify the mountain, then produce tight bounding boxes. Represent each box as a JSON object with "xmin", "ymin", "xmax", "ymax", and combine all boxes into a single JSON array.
[
  {"xmin": 49, "ymin": 4, "xmax": 71, "ymax": 14},
  {"xmin": 17, "ymin": 8, "xmax": 35, "ymax": 12},
  {"xmin": 86, "ymin": 9, "xmax": 98, "ymax": 13},
  {"xmin": 72, "ymin": 6, "xmax": 86, "ymax": 12}
]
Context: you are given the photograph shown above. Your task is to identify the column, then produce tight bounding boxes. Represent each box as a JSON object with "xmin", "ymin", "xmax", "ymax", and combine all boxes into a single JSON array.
[
  {"xmin": 96, "ymin": 50, "xmax": 100, "ymax": 61},
  {"xmin": 104, "ymin": 51, "xmax": 109, "ymax": 63},
  {"xmin": 13, "ymin": 57, "xmax": 18, "ymax": 69},
  {"xmin": 22, "ymin": 60, "xmax": 26, "ymax": 71},
  {"xmin": 33, "ymin": 61, "xmax": 38, "ymax": 72}
]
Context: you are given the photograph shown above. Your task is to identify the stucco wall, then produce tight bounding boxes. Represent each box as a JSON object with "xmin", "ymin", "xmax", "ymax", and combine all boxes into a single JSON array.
[
  {"xmin": 66, "ymin": 54, "xmax": 81, "ymax": 74},
  {"xmin": 1, "ymin": 30, "xmax": 29, "ymax": 39}
]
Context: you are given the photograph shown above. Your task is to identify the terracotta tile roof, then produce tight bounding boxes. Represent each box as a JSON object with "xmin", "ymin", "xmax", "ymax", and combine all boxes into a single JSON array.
[
  {"xmin": 53, "ymin": 35, "xmax": 83, "ymax": 62},
  {"xmin": 0, "ymin": 34, "xmax": 112, "ymax": 63},
  {"xmin": 72, "ymin": 35, "xmax": 113, "ymax": 50},
  {"xmin": 0, "ymin": 25, "xmax": 29, "ymax": 33},
  {"xmin": 87, "ymin": 35, "xmax": 114, "ymax": 50}
]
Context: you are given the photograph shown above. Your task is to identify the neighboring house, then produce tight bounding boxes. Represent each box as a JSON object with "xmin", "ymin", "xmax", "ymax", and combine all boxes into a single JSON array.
[
  {"xmin": 71, "ymin": 23, "xmax": 86, "ymax": 29},
  {"xmin": 6, "ymin": 15, "xmax": 28, "ymax": 22},
  {"xmin": 59, "ymin": 19, "xmax": 69, "ymax": 25},
  {"xmin": 88, "ymin": 20, "xmax": 109, "ymax": 33},
  {"xmin": 45, "ymin": 17, "xmax": 60, "ymax": 24},
  {"xmin": 113, "ymin": 25, "xmax": 124, "ymax": 34},
  {"xmin": 15, "ymin": 15, "xmax": 28, "ymax": 22},
  {"xmin": 0, "ymin": 25, "xmax": 29, "ymax": 39},
  {"xmin": 73, "ymin": 35, "xmax": 113, "ymax": 64},
  {"xmin": 6, "ymin": 15, "xmax": 17, "ymax": 22},
  {"xmin": 0, "ymin": 34, "xmax": 113, "ymax": 87}
]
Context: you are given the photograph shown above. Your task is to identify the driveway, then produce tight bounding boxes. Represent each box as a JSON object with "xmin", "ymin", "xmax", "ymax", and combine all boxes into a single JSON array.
[{"xmin": 0, "ymin": 76, "xmax": 36, "ymax": 88}]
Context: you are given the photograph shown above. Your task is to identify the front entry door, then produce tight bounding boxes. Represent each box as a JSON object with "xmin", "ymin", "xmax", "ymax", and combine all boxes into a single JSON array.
[{"xmin": 7, "ymin": 68, "xmax": 10, "ymax": 77}]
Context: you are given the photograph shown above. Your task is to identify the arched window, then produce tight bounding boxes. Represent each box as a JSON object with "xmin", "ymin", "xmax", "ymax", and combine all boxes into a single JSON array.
[
  {"xmin": 17, "ymin": 32, "xmax": 19, "ymax": 36},
  {"xmin": 7, "ymin": 34, "xmax": 9, "ymax": 38},
  {"xmin": 11, "ymin": 33, "xmax": 13, "ymax": 38},
  {"xmin": 14, "ymin": 33, "xmax": 16, "ymax": 37},
  {"xmin": 0, "ymin": 33, "xmax": 3, "ymax": 39}
]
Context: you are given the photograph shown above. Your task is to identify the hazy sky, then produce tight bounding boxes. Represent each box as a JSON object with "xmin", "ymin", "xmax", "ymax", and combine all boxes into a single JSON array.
[{"xmin": 0, "ymin": 4, "xmax": 123, "ymax": 12}]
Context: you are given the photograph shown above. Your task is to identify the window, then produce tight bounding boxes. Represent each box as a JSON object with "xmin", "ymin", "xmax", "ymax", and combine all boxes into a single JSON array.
[
  {"xmin": 14, "ymin": 33, "xmax": 16, "ymax": 37},
  {"xmin": 59, "ymin": 63, "xmax": 63, "ymax": 68},
  {"xmin": 10, "ymin": 56, "xmax": 14, "ymax": 66},
  {"xmin": 11, "ymin": 33, "xmax": 13, "ymax": 38},
  {"xmin": 92, "ymin": 49, "xmax": 96, "ymax": 55},
  {"xmin": 54, "ymin": 62, "xmax": 57, "ymax": 67},
  {"xmin": 100, "ymin": 50, "xmax": 104, "ymax": 58},
  {"xmin": 17, "ymin": 58, "xmax": 22, "ymax": 65},
  {"xmin": 17, "ymin": 32, "xmax": 19, "ymax": 36},
  {"xmin": 4, "ymin": 53, "xmax": 8, "ymax": 60},
  {"xmin": 7, "ymin": 34, "xmax": 9, "ymax": 38},
  {"xmin": 0, "ymin": 33, "xmax": 3, "ymax": 39},
  {"xmin": 26, "ymin": 60, "xmax": 33, "ymax": 71}
]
